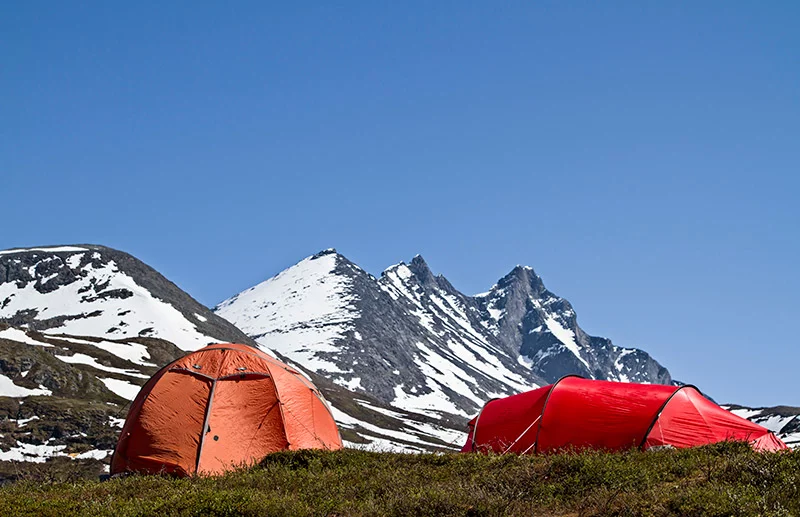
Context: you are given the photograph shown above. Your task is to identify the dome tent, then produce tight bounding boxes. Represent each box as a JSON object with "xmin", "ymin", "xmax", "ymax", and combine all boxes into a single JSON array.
[
  {"xmin": 461, "ymin": 376, "xmax": 788, "ymax": 454},
  {"xmin": 111, "ymin": 343, "xmax": 342, "ymax": 476}
]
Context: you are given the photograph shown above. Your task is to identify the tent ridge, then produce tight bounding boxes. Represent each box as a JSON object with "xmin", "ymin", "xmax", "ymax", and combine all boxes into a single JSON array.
[
  {"xmin": 217, "ymin": 371, "xmax": 272, "ymax": 381},
  {"xmin": 319, "ymin": 393, "xmax": 342, "ymax": 448},
  {"xmin": 169, "ymin": 367, "xmax": 217, "ymax": 381},
  {"xmin": 265, "ymin": 361, "xmax": 292, "ymax": 451},
  {"xmin": 637, "ymin": 384, "xmax": 692, "ymax": 450}
]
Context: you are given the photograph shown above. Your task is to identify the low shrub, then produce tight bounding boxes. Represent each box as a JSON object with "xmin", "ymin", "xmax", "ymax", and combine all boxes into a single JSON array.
[{"xmin": 0, "ymin": 444, "xmax": 797, "ymax": 516}]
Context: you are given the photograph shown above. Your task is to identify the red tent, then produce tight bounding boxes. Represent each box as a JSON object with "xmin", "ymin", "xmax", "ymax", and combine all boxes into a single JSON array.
[{"xmin": 461, "ymin": 376, "xmax": 788, "ymax": 454}]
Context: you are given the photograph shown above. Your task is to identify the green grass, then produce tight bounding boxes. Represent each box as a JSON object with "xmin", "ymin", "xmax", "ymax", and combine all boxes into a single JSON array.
[{"xmin": 1, "ymin": 442, "xmax": 798, "ymax": 516}]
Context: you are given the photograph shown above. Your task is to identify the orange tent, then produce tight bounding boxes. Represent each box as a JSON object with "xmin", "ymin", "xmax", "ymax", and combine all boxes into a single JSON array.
[{"xmin": 111, "ymin": 343, "xmax": 342, "ymax": 476}]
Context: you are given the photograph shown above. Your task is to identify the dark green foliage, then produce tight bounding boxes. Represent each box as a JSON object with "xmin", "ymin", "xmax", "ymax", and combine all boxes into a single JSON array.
[
  {"xmin": 0, "ymin": 443, "xmax": 797, "ymax": 516},
  {"xmin": 0, "ymin": 457, "xmax": 106, "ymax": 485}
]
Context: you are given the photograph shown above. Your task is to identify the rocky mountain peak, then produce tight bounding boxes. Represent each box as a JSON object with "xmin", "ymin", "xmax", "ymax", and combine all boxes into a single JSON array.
[
  {"xmin": 495, "ymin": 264, "xmax": 547, "ymax": 298},
  {"xmin": 407, "ymin": 255, "xmax": 442, "ymax": 290},
  {"xmin": 311, "ymin": 248, "xmax": 339, "ymax": 259},
  {"xmin": 408, "ymin": 254, "xmax": 431, "ymax": 273},
  {"xmin": 218, "ymin": 250, "xmax": 673, "ymax": 419}
]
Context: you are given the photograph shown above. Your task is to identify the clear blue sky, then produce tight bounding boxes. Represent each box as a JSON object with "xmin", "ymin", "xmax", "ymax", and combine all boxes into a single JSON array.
[{"xmin": 2, "ymin": 2, "xmax": 798, "ymax": 407}]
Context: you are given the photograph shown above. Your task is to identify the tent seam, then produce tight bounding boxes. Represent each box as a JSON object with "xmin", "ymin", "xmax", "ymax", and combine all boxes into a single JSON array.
[
  {"xmin": 532, "ymin": 375, "xmax": 583, "ymax": 454},
  {"xmin": 199, "ymin": 345, "xmax": 303, "ymax": 374},
  {"xmin": 685, "ymin": 388, "xmax": 732, "ymax": 442},
  {"xmin": 637, "ymin": 385, "xmax": 695, "ymax": 450},
  {"xmin": 264, "ymin": 362, "xmax": 292, "ymax": 448},
  {"xmin": 195, "ymin": 378, "xmax": 218, "ymax": 474}
]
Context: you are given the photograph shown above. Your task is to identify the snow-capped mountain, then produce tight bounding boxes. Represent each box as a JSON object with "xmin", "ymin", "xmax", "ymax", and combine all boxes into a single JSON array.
[
  {"xmin": 0, "ymin": 245, "xmax": 260, "ymax": 473},
  {"xmin": 0, "ymin": 246, "xmax": 468, "ymax": 474},
  {"xmin": 726, "ymin": 405, "xmax": 800, "ymax": 449},
  {"xmin": 1, "ymin": 244, "xmax": 793, "ymax": 476},
  {"xmin": 215, "ymin": 249, "xmax": 671, "ymax": 419},
  {"xmin": 0, "ymin": 245, "xmax": 254, "ymax": 349}
]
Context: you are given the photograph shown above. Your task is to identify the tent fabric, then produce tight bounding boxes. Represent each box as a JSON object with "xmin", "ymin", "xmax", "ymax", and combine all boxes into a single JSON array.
[
  {"xmin": 462, "ymin": 376, "xmax": 788, "ymax": 454},
  {"xmin": 111, "ymin": 343, "xmax": 342, "ymax": 476}
]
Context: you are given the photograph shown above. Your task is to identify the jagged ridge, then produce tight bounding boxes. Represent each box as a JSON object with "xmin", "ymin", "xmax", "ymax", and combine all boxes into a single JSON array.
[{"xmin": 216, "ymin": 249, "xmax": 672, "ymax": 419}]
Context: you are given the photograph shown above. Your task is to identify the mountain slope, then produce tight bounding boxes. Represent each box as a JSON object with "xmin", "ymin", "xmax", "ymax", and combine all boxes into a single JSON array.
[
  {"xmin": 726, "ymin": 405, "xmax": 800, "ymax": 449},
  {"xmin": 1, "ymin": 244, "xmax": 792, "ymax": 476},
  {"xmin": 0, "ymin": 245, "xmax": 256, "ymax": 471},
  {"xmin": 0, "ymin": 245, "xmax": 255, "ymax": 349},
  {"xmin": 474, "ymin": 265, "xmax": 670, "ymax": 385},
  {"xmin": 0, "ymin": 322, "xmax": 466, "ymax": 473},
  {"xmin": 0, "ymin": 321, "xmax": 184, "ymax": 467},
  {"xmin": 216, "ymin": 249, "xmax": 671, "ymax": 419},
  {"xmin": 0, "ymin": 246, "xmax": 469, "ymax": 472}
]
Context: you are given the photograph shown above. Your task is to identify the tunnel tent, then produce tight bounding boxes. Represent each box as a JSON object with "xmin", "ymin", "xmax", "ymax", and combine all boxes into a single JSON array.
[
  {"xmin": 111, "ymin": 343, "xmax": 342, "ymax": 477},
  {"xmin": 462, "ymin": 376, "xmax": 788, "ymax": 454}
]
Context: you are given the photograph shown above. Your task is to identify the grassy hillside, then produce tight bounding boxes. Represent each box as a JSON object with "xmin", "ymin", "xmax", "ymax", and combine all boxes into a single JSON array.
[{"xmin": 1, "ymin": 443, "xmax": 797, "ymax": 516}]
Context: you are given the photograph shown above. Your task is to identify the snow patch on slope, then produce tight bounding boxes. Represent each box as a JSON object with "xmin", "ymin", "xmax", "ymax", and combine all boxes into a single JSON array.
[
  {"xmin": 542, "ymin": 316, "xmax": 590, "ymax": 370},
  {"xmin": 0, "ymin": 328, "xmax": 54, "ymax": 347},
  {"xmin": 55, "ymin": 353, "xmax": 149, "ymax": 378},
  {"xmin": 0, "ymin": 441, "xmax": 111, "ymax": 463},
  {"xmin": 0, "ymin": 442, "xmax": 67, "ymax": 463},
  {"xmin": 0, "ymin": 246, "xmax": 87, "ymax": 256},
  {"xmin": 329, "ymin": 401, "xmax": 467, "ymax": 453},
  {"xmin": 726, "ymin": 407, "xmax": 800, "ymax": 449},
  {"xmin": 0, "ymin": 375, "xmax": 52, "ymax": 397},
  {"xmin": 0, "ymin": 255, "xmax": 220, "ymax": 350},
  {"xmin": 48, "ymin": 335, "xmax": 155, "ymax": 366},
  {"xmin": 215, "ymin": 252, "xmax": 359, "ymax": 374},
  {"xmin": 99, "ymin": 378, "xmax": 142, "ymax": 400},
  {"xmin": 614, "ymin": 348, "xmax": 635, "ymax": 382}
]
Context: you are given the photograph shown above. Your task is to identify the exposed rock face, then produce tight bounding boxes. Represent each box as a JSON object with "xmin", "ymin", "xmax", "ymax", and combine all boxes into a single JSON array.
[
  {"xmin": 476, "ymin": 265, "xmax": 671, "ymax": 385},
  {"xmin": 216, "ymin": 249, "xmax": 672, "ymax": 419},
  {"xmin": 0, "ymin": 337, "xmax": 113, "ymax": 401}
]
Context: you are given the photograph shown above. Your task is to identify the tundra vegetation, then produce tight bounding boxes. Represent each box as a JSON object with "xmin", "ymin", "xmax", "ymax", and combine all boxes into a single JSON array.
[{"xmin": 0, "ymin": 442, "xmax": 798, "ymax": 516}]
